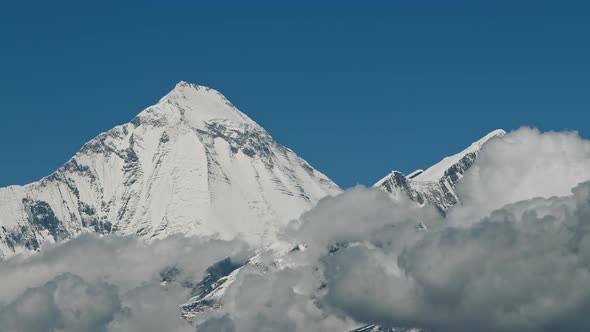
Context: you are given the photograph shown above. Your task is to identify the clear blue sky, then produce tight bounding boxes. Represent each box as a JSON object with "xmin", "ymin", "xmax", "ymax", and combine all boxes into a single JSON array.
[{"xmin": 1, "ymin": 1, "xmax": 588, "ymax": 188}]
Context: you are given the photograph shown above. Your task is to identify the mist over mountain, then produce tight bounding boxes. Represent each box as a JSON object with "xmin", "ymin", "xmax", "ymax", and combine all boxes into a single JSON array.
[{"xmin": 2, "ymin": 83, "xmax": 590, "ymax": 332}]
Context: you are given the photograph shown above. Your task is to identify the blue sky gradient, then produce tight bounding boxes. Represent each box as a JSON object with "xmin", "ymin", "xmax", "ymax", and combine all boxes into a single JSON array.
[{"xmin": 1, "ymin": 1, "xmax": 589, "ymax": 188}]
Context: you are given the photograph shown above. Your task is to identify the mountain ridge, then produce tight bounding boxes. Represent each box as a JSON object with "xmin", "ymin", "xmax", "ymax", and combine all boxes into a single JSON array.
[{"xmin": 374, "ymin": 129, "xmax": 506, "ymax": 213}]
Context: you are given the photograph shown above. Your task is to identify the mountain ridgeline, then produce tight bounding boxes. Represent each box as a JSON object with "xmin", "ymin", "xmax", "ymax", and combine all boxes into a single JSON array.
[{"xmin": 374, "ymin": 129, "xmax": 506, "ymax": 214}]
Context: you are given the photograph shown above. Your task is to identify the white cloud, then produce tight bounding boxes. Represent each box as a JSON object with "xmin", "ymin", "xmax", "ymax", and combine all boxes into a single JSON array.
[
  {"xmin": 0, "ymin": 235, "xmax": 250, "ymax": 332},
  {"xmin": 0, "ymin": 273, "xmax": 120, "ymax": 332},
  {"xmin": 314, "ymin": 182, "xmax": 590, "ymax": 332},
  {"xmin": 449, "ymin": 127, "xmax": 590, "ymax": 224}
]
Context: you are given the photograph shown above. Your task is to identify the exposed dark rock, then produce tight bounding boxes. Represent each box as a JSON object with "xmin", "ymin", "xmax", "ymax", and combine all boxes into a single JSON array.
[{"xmin": 22, "ymin": 198, "xmax": 69, "ymax": 241}]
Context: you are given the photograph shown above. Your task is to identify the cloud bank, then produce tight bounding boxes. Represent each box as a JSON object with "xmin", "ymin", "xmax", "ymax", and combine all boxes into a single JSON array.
[
  {"xmin": 0, "ymin": 235, "xmax": 250, "ymax": 332},
  {"xmin": 3, "ymin": 127, "xmax": 590, "ymax": 332}
]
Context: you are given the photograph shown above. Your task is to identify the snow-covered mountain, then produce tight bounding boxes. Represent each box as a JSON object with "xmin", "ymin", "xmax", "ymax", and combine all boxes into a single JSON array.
[
  {"xmin": 374, "ymin": 129, "xmax": 506, "ymax": 213},
  {"xmin": 0, "ymin": 81, "xmax": 509, "ymax": 330},
  {"xmin": 0, "ymin": 81, "xmax": 341, "ymax": 257}
]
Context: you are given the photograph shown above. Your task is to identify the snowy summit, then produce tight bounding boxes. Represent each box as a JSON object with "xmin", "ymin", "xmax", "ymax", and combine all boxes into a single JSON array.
[{"xmin": 0, "ymin": 81, "xmax": 341, "ymax": 256}]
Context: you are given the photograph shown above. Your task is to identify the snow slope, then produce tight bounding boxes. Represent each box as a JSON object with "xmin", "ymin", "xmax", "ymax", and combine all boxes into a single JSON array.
[
  {"xmin": 375, "ymin": 129, "xmax": 506, "ymax": 213},
  {"xmin": 0, "ymin": 81, "xmax": 341, "ymax": 257}
]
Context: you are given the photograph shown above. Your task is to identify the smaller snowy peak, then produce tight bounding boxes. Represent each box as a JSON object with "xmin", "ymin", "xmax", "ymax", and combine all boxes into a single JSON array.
[
  {"xmin": 375, "ymin": 129, "xmax": 506, "ymax": 213},
  {"xmin": 478, "ymin": 128, "xmax": 507, "ymax": 142},
  {"xmin": 412, "ymin": 129, "xmax": 505, "ymax": 182}
]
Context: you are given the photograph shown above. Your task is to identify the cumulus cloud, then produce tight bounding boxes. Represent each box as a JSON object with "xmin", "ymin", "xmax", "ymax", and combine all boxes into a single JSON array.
[
  {"xmin": 197, "ymin": 262, "xmax": 356, "ymax": 332},
  {"xmin": 315, "ymin": 182, "xmax": 590, "ymax": 332},
  {"xmin": 450, "ymin": 127, "xmax": 590, "ymax": 223},
  {"xmin": 0, "ymin": 235, "xmax": 251, "ymax": 332},
  {"xmin": 284, "ymin": 186, "xmax": 438, "ymax": 261},
  {"xmin": 0, "ymin": 273, "xmax": 120, "ymax": 332}
]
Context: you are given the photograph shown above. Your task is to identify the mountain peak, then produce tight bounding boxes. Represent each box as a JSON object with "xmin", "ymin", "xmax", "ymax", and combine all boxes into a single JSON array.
[
  {"xmin": 139, "ymin": 81, "xmax": 258, "ymax": 129},
  {"xmin": 175, "ymin": 80, "xmax": 195, "ymax": 87},
  {"xmin": 375, "ymin": 129, "xmax": 506, "ymax": 187},
  {"xmin": 375, "ymin": 129, "xmax": 507, "ymax": 213},
  {"xmin": 0, "ymin": 81, "xmax": 340, "ymax": 256},
  {"xmin": 160, "ymin": 80, "xmax": 218, "ymax": 102},
  {"xmin": 474, "ymin": 129, "xmax": 506, "ymax": 147},
  {"xmin": 412, "ymin": 129, "xmax": 505, "ymax": 182},
  {"xmin": 171, "ymin": 80, "xmax": 207, "ymax": 93}
]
